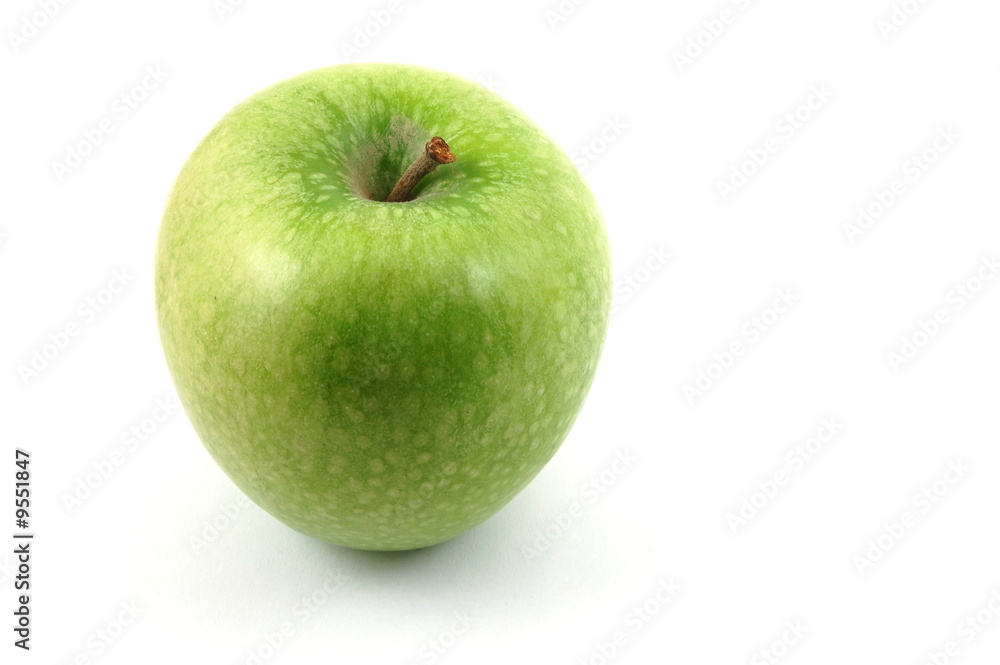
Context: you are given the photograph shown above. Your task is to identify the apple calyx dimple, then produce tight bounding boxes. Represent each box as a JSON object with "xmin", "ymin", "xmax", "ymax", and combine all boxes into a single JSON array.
[{"xmin": 386, "ymin": 137, "xmax": 456, "ymax": 203}]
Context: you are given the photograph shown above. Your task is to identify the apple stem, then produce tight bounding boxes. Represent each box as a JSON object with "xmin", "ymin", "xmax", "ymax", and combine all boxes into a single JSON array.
[{"xmin": 386, "ymin": 137, "xmax": 457, "ymax": 203}]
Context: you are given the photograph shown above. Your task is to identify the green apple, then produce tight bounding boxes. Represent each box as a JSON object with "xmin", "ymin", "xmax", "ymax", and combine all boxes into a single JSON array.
[{"xmin": 155, "ymin": 63, "xmax": 610, "ymax": 550}]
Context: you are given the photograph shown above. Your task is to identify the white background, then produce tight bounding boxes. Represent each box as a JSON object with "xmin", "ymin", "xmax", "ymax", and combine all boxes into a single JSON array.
[{"xmin": 3, "ymin": 0, "xmax": 1000, "ymax": 663}]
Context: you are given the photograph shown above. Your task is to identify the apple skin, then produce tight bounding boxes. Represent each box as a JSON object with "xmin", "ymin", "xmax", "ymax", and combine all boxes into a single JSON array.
[{"xmin": 155, "ymin": 63, "xmax": 610, "ymax": 550}]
